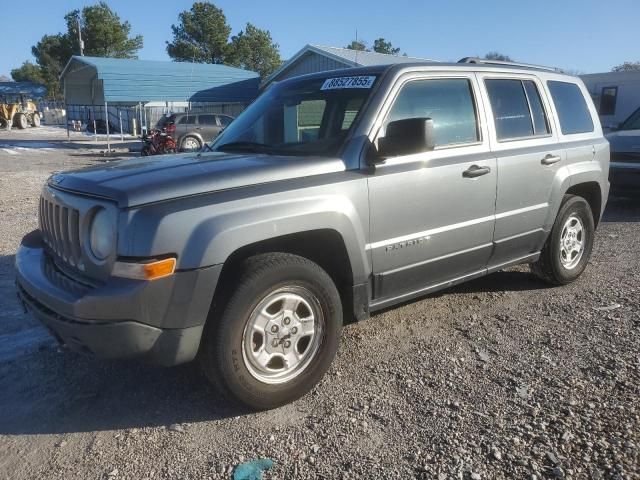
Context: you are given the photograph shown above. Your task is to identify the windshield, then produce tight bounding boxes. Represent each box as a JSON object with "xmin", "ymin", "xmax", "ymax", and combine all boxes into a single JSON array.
[
  {"xmin": 210, "ymin": 75, "xmax": 378, "ymax": 156},
  {"xmin": 621, "ymin": 107, "xmax": 640, "ymax": 131}
]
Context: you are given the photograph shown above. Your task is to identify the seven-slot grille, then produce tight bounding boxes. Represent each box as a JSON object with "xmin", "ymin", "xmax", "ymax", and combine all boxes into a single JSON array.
[{"xmin": 39, "ymin": 195, "xmax": 83, "ymax": 268}]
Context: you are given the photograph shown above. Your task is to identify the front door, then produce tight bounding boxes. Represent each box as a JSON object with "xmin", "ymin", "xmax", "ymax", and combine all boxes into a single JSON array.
[{"xmin": 367, "ymin": 74, "xmax": 497, "ymax": 308}]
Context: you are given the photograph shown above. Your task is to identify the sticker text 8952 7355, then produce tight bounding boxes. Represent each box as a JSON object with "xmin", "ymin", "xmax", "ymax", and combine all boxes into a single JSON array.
[{"xmin": 320, "ymin": 76, "xmax": 376, "ymax": 90}]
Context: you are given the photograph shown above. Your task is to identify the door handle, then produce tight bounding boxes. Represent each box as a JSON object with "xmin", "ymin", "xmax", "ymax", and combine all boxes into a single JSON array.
[
  {"xmin": 463, "ymin": 165, "xmax": 491, "ymax": 178},
  {"xmin": 541, "ymin": 154, "xmax": 562, "ymax": 165}
]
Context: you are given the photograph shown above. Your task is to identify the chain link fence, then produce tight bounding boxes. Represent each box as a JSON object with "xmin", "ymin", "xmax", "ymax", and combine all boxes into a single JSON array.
[{"xmin": 61, "ymin": 102, "xmax": 249, "ymax": 135}]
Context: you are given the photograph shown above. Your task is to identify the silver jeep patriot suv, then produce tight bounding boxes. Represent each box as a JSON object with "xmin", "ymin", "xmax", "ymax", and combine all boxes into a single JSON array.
[{"xmin": 16, "ymin": 59, "xmax": 609, "ymax": 409}]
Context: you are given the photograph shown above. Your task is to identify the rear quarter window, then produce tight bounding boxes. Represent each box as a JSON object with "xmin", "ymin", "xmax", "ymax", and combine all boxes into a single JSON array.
[{"xmin": 547, "ymin": 81, "xmax": 594, "ymax": 135}]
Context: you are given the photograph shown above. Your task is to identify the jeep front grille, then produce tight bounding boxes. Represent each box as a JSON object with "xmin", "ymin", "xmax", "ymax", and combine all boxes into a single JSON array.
[{"xmin": 39, "ymin": 196, "xmax": 83, "ymax": 268}]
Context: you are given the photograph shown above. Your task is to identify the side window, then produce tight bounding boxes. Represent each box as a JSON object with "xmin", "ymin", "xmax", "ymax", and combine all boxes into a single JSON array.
[
  {"xmin": 547, "ymin": 81, "xmax": 594, "ymax": 135},
  {"xmin": 178, "ymin": 115, "xmax": 195, "ymax": 125},
  {"xmin": 485, "ymin": 79, "xmax": 549, "ymax": 140},
  {"xmin": 386, "ymin": 78, "xmax": 479, "ymax": 147},
  {"xmin": 599, "ymin": 87, "xmax": 617, "ymax": 116},
  {"xmin": 198, "ymin": 114, "xmax": 216, "ymax": 125}
]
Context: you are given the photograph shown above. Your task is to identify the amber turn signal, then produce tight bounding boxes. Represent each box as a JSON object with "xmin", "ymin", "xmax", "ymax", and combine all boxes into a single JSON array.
[{"xmin": 112, "ymin": 258, "xmax": 176, "ymax": 281}]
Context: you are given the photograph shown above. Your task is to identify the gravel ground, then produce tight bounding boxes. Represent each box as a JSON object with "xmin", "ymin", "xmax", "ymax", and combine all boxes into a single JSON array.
[{"xmin": 0, "ymin": 127, "xmax": 638, "ymax": 480}]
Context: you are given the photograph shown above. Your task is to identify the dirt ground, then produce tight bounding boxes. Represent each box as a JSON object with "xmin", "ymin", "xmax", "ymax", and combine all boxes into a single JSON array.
[{"xmin": 0, "ymin": 126, "xmax": 638, "ymax": 480}]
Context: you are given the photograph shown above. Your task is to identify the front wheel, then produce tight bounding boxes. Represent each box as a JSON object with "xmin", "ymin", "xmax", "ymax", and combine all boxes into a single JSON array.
[
  {"xmin": 14, "ymin": 113, "xmax": 28, "ymax": 129},
  {"xmin": 532, "ymin": 195, "xmax": 595, "ymax": 285},
  {"xmin": 200, "ymin": 253, "xmax": 342, "ymax": 410},
  {"xmin": 31, "ymin": 113, "xmax": 41, "ymax": 127}
]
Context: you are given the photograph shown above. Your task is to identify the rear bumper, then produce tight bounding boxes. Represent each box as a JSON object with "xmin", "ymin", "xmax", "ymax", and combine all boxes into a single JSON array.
[{"xmin": 15, "ymin": 230, "xmax": 222, "ymax": 366}]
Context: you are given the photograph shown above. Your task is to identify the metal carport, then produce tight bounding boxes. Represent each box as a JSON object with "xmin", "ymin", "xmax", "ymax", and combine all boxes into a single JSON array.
[{"xmin": 60, "ymin": 56, "xmax": 260, "ymax": 147}]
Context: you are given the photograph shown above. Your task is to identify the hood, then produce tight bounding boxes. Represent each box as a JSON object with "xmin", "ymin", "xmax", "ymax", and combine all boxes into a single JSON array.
[{"xmin": 48, "ymin": 152, "xmax": 346, "ymax": 207}]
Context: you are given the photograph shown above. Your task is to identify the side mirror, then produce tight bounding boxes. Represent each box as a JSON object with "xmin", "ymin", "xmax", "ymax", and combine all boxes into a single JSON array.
[{"xmin": 376, "ymin": 118, "xmax": 435, "ymax": 159}]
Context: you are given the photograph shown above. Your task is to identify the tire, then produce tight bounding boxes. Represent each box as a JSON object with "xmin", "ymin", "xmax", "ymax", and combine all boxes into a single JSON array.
[
  {"xmin": 200, "ymin": 253, "xmax": 342, "ymax": 410},
  {"xmin": 181, "ymin": 135, "xmax": 201, "ymax": 152},
  {"xmin": 532, "ymin": 195, "xmax": 595, "ymax": 285},
  {"xmin": 14, "ymin": 113, "xmax": 28, "ymax": 129},
  {"xmin": 31, "ymin": 113, "xmax": 41, "ymax": 127},
  {"xmin": 141, "ymin": 146, "xmax": 150, "ymax": 156}
]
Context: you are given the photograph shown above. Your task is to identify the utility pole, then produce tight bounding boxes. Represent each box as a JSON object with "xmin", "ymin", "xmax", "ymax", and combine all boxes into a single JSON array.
[{"xmin": 77, "ymin": 14, "xmax": 84, "ymax": 56}]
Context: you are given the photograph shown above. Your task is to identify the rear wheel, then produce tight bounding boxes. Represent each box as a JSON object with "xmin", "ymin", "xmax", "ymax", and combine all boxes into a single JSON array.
[
  {"xmin": 181, "ymin": 135, "xmax": 201, "ymax": 152},
  {"xmin": 14, "ymin": 113, "xmax": 28, "ymax": 129},
  {"xmin": 200, "ymin": 253, "xmax": 342, "ymax": 410},
  {"xmin": 31, "ymin": 113, "xmax": 41, "ymax": 127},
  {"xmin": 532, "ymin": 195, "xmax": 595, "ymax": 285}
]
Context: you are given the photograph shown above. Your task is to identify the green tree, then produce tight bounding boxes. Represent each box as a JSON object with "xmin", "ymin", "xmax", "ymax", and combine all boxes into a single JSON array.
[
  {"xmin": 612, "ymin": 61, "xmax": 640, "ymax": 72},
  {"xmin": 11, "ymin": 3, "xmax": 142, "ymax": 98},
  {"xmin": 166, "ymin": 2, "xmax": 231, "ymax": 63},
  {"xmin": 372, "ymin": 38, "xmax": 401, "ymax": 55},
  {"xmin": 484, "ymin": 51, "xmax": 514, "ymax": 62},
  {"xmin": 345, "ymin": 40, "xmax": 368, "ymax": 51},
  {"xmin": 11, "ymin": 61, "xmax": 45, "ymax": 84},
  {"xmin": 65, "ymin": 2, "xmax": 143, "ymax": 58},
  {"xmin": 227, "ymin": 23, "xmax": 282, "ymax": 77},
  {"xmin": 31, "ymin": 34, "xmax": 74, "ymax": 98}
]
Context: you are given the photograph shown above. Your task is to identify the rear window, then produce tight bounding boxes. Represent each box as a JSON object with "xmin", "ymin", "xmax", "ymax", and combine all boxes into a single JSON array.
[
  {"xmin": 547, "ymin": 81, "xmax": 594, "ymax": 135},
  {"xmin": 199, "ymin": 114, "xmax": 216, "ymax": 125}
]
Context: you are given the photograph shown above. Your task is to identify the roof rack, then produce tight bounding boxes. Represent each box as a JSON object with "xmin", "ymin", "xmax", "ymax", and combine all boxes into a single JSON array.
[{"xmin": 458, "ymin": 57, "xmax": 562, "ymax": 73}]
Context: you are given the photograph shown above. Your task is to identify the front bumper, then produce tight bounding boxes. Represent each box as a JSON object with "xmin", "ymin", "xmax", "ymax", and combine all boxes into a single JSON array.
[
  {"xmin": 15, "ymin": 230, "xmax": 222, "ymax": 366},
  {"xmin": 610, "ymin": 161, "xmax": 640, "ymax": 196}
]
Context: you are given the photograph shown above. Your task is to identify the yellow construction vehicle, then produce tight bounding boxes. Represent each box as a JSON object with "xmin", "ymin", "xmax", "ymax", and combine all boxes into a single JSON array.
[{"xmin": 0, "ymin": 93, "xmax": 41, "ymax": 130}]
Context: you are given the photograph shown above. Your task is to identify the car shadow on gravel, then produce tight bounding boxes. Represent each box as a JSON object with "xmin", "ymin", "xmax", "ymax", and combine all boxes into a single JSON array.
[
  {"xmin": 0, "ymin": 347, "xmax": 251, "ymax": 435},
  {"xmin": 443, "ymin": 269, "xmax": 551, "ymax": 295}
]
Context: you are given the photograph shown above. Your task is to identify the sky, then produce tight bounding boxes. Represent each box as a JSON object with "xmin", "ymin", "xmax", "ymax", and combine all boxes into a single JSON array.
[{"xmin": 1, "ymin": 0, "xmax": 639, "ymax": 78}]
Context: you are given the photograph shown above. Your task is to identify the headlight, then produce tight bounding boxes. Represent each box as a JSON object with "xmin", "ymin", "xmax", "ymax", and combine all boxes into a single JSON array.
[{"xmin": 89, "ymin": 208, "xmax": 115, "ymax": 260}]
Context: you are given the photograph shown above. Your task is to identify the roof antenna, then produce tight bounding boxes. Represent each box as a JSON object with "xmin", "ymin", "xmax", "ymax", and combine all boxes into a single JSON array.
[{"xmin": 355, "ymin": 28, "xmax": 359, "ymax": 66}]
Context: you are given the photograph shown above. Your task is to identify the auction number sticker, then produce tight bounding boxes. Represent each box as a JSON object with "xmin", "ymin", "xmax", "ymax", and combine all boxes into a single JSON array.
[{"xmin": 321, "ymin": 76, "xmax": 376, "ymax": 90}]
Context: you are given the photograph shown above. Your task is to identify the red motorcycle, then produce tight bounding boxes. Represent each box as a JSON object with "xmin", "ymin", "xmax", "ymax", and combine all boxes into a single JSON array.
[{"xmin": 141, "ymin": 122, "xmax": 178, "ymax": 156}]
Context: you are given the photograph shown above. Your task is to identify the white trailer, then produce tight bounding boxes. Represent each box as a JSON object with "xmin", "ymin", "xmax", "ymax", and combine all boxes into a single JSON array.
[{"xmin": 581, "ymin": 71, "xmax": 640, "ymax": 129}]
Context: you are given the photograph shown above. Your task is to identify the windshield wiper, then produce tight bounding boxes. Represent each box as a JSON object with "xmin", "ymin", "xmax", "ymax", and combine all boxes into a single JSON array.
[{"xmin": 216, "ymin": 141, "xmax": 274, "ymax": 153}]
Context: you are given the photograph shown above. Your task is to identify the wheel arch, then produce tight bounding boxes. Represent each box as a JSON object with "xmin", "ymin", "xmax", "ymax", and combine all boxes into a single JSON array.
[
  {"xmin": 565, "ymin": 181, "xmax": 603, "ymax": 226},
  {"xmin": 212, "ymin": 229, "xmax": 360, "ymax": 325}
]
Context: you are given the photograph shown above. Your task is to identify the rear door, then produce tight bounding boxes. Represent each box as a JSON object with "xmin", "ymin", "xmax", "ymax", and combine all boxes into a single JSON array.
[
  {"xmin": 197, "ymin": 114, "xmax": 221, "ymax": 142},
  {"xmin": 477, "ymin": 74, "xmax": 563, "ymax": 268}
]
